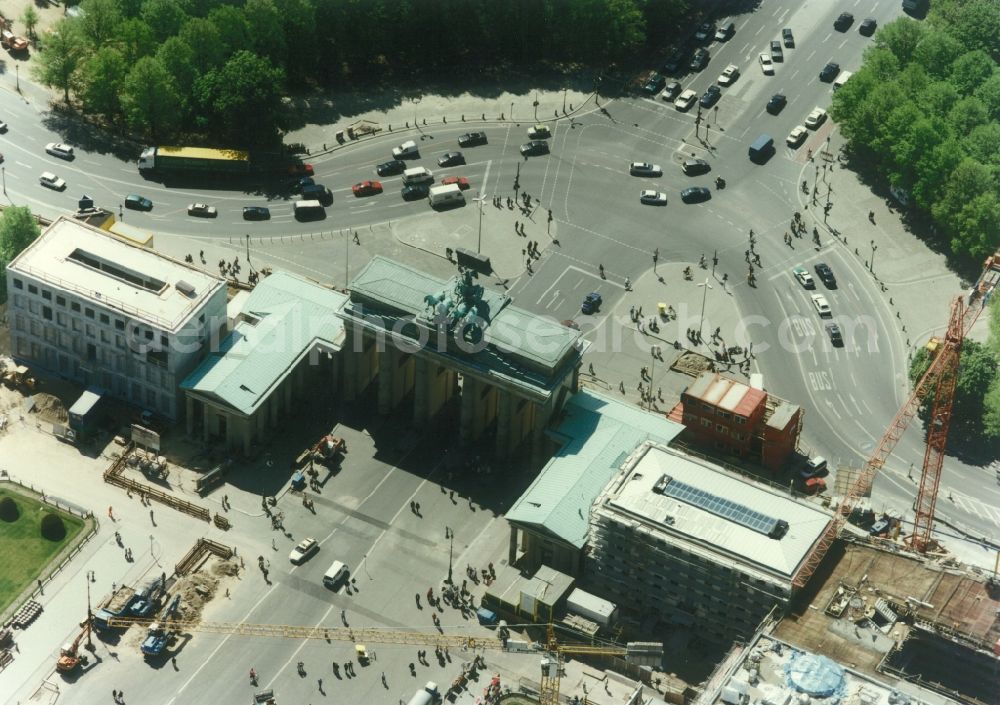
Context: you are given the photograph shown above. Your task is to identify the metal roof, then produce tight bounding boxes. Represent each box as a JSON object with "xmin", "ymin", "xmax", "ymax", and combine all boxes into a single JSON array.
[
  {"xmin": 181, "ymin": 272, "xmax": 347, "ymax": 416},
  {"xmin": 686, "ymin": 372, "xmax": 764, "ymax": 416},
  {"xmin": 506, "ymin": 389, "xmax": 685, "ymax": 548}
]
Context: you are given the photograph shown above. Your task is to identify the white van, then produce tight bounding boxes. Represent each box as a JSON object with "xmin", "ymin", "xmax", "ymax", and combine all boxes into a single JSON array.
[
  {"xmin": 392, "ymin": 140, "xmax": 419, "ymax": 159},
  {"xmin": 402, "ymin": 167, "xmax": 434, "ymax": 185},
  {"xmin": 293, "ymin": 199, "xmax": 325, "ymax": 220},
  {"xmin": 833, "ymin": 70, "xmax": 853, "ymax": 89},
  {"xmin": 322, "ymin": 560, "xmax": 349, "ymax": 588},
  {"xmin": 428, "ymin": 184, "xmax": 464, "ymax": 207}
]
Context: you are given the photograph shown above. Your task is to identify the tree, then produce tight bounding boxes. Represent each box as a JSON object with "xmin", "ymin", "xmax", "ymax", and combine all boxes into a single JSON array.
[
  {"xmin": 194, "ymin": 50, "xmax": 285, "ymax": 145},
  {"xmin": 78, "ymin": 47, "xmax": 128, "ymax": 122},
  {"xmin": 912, "ymin": 31, "xmax": 965, "ymax": 80},
  {"xmin": 949, "ymin": 50, "xmax": 995, "ymax": 96},
  {"xmin": 116, "ymin": 18, "xmax": 156, "ymax": 65},
  {"xmin": 40, "ymin": 512, "xmax": 66, "ymax": 541},
  {"xmin": 0, "ymin": 206, "xmax": 42, "ymax": 304},
  {"xmin": 930, "ymin": 158, "xmax": 992, "ymax": 241},
  {"xmin": 32, "ymin": 20, "xmax": 85, "ymax": 104},
  {"xmin": 206, "ymin": 4, "xmax": 251, "ymax": 60},
  {"xmin": 77, "ymin": 0, "xmax": 123, "ymax": 49},
  {"xmin": 21, "ymin": 5, "xmax": 40, "ymax": 40},
  {"xmin": 244, "ymin": 0, "xmax": 286, "ymax": 69},
  {"xmin": 119, "ymin": 56, "xmax": 181, "ymax": 138},
  {"xmin": 156, "ymin": 37, "xmax": 198, "ymax": 99},
  {"xmin": 873, "ymin": 17, "xmax": 927, "ymax": 64},
  {"xmin": 0, "ymin": 496, "xmax": 19, "ymax": 522},
  {"xmin": 951, "ymin": 192, "xmax": 1000, "ymax": 259},
  {"xmin": 140, "ymin": 0, "xmax": 191, "ymax": 42},
  {"xmin": 178, "ymin": 17, "xmax": 225, "ymax": 75}
]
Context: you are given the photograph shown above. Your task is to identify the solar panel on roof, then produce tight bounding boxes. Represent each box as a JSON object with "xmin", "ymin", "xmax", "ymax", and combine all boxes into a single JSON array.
[{"xmin": 656, "ymin": 475, "xmax": 786, "ymax": 538}]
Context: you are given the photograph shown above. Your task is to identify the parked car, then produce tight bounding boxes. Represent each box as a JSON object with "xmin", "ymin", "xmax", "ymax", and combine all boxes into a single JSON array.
[
  {"xmin": 45, "ymin": 142, "xmax": 74, "ymax": 159},
  {"xmin": 660, "ymin": 81, "xmax": 682, "ymax": 101},
  {"xmin": 376, "ymin": 160, "xmax": 406, "ymax": 176},
  {"xmin": 805, "ymin": 107, "xmax": 828, "ymax": 128},
  {"xmin": 717, "ymin": 65, "xmax": 740, "ymax": 86},
  {"xmin": 682, "ymin": 159, "xmax": 711, "ymax": 176},
  {"xmin": 458, "ymin": 132, "xmax": 487, "ymax": 147},
  {"xmin": 801, "ymin": 456, "xmax": 828, "ymax": 478},
  {"xmin": 581, "ymin": 292, "xmax": 602, "ymax": 314},
  {"xmin": 793, "ymin": 267, "xmax": 815, "ymax": 289},
  {"xmin": 810, "ymin": 293, "xmax": 832, "ymax": 317},
  {"xmin": 527, "ymin": 124, "xmax": 551, "ymax": 139},
  {"xmin": 814, "ymin": 262, "xmax": 837, "ymax": 287},
  {"xmin": 640, "ymin": 190, "xmax": 667, "ymax": 206},
  {"xmin": 286, "ymin": 163, "xmax": 314, "ymax": 176},
  {"xmin": 681, "ymin": 186, "xmax": 711, "ymax": 203},
  {"xmin": 242, "ymin": 206, "xmax": 270, "ymax": 220},
  {"xmin": 787, "ymin": 125, "xmax": 808, "ymax": 147},
  {"xmin": 661, "ymin": 49, "xmax": 687, "ymax": 75},
  {"xmin": 689, "ymin": 48, "xmax": 710, "ymax": 71},
  {"xmin": 642, "ymin": 73, "xmax": 666, "ymax": 95},
  {"xmin": 694, "ymin": 22, "xmax": 714, "ymax": 42},
  {"xmin": 520, "ymin": 140, "xmax": 549, "ymax": 156},
  {"xmin": 766, "ymin": 93, "xmax": 787, "ymax": 114},
  {"xmin": 441, "ymin": 176, "xmax": 471, "ymax": 190},
  {"xmin": 39, "ymin": 171, "xmax": 66, "ymax": 191},
  {"xmin": 782, "ymin": 28, "xmax": 794, "ymax": 47},
  {"xmin": 289, "ymin": 538, "xmax": 320, "ymax": 565},
  {"xmin": 0, "ymin": 120, "xmax": 7, "ymax": 133},
  {"xmin": 859, "ymin": 17, "xmax": 877, "ymax": 36},
  {"xmin": 288, "ymin": 176, "xmax": 314, "ymax": 194},
  {"xmin": 352, "ymin": 180, "xmax": 383, "ymax": 197},
  {"xmin": 125, "ymin": 194, "xmax": 153, "ymax": 211},
  {"xmin": 715, "ymin": 22, "xmax": 735, "ymax": 41},
  {"xmin": 820, "ymin": 62, "xmax": 840, "ymax": 82},
  {"xmin": 770, "ymin": 40, "xmax": 783, "ymax": 62},
  {"xmin": 187, "ymin": 203, "xmax": 217, "ymax": 218},
  {"xmin": 437, "ymin": 152, "xmax": 465, "ymax": 167},
  {"xmin": 700, "ymin": 85, "xmax": 722, "ymax": 108},
  {"xmin": 834, "ymin": 12, "xmax": 854, "ymax": 31},
  {"xmin": 759, "ymin": 53, "xmax": 774, "ymax": 75},
  {"xmin": 674, "ymin": 89, "xmax": 698, "ymax": 111},
  {"xmin": 629, "ymin": 161, "xmax": 662, "ymax": 177},
  {"xmin": 401, "ymin": 184, "xmax": 430, "ymax": 201}
]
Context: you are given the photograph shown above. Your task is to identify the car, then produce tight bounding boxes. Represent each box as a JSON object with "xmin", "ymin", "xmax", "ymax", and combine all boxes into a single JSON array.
[
  {"xmin": 801, "ymin": 456, "xmax": 828, "ymax": 478},
  {"xmin": 376, "ymin": 160, "xmax": 406, "ymax": 176},
  {"xmin": 187, "ymin": 203, "xmax": 217, "ymax": 218},
  {"xmin": 699, "ymin": 85, "xmax": 722, "ymax": 108},
  {"xmin": 869, "ymin": 518, "xmax": 892, "ymax": 537},
  {"xmin": 811, "ymin": 293, "xmax": 832, "ymax": 317},
  {"xmin": 682, "ymin": 159, "xmax": 711, "ymax": 176},
  {"xmin": 819, "ymin": 62, "xmax": 840, "ymax": 82},
  {"xmin": 640, "ymin": 190, "xmax": 667, "ymax": 205},
  {"xmin": 458, "ymin": 132, "xmax": 487, "ymax": 147},
  {"xmin": 661, "ymin": 49, "xmax": 687, "ymax": 75},
  {"xmin": 786, "ymin": 125, "xmax": 808, "ymax": 147},
  {"xmin": 0, "ymin": 152, "xmax": 3, "ymax": 163},
  {"xmin": 759, "ymin": 53, "xmax": 774, "ymax": 75},
  {"xmin": 243, "ymin": 206, "xmax": 270, "ymax": 220},
  {"xmin": 826, "ymin": 323, "xmax": 843, "ymax": 346},
  {"xmin": 527, "ymin": 124, "xmax": 551, "ymax": 139},
  {"xmin": 629, "ymin": 161, "xmax": 662, "ymax": 177},
  {"xmin": 45, "ymin": 142, "xmax": 74, "ymax": 159},
  {"xmin": 717, "ymin": 64, "xmax": 740, "ymax": 86},
  {"xmin": 766, "ymin": 93, "xmax": 787, "ymax": 114},
  {"xmin": 441, "ymin": 176, "xmax": 470, "ymax": 190},
  {"xmin": 642, "ymin": 74, "xmax": 666, "ymax": 95},
  {"xmin": 352, "ymin": 180, "xmax": 383, "ymax": 197},
  {"xmin": 814, "ymin": 262, "xmax": 837, "ymax": 287},
  {"xmin": 782, "ymin": 28, "xmax": 794, "ymax": 48},
  {"xmin": 124, "ymin": 194, "xmax": 153, "ymax": 211},
  {"xmin": 286, "ymin": 163, "xmax": 314, "ymax": 176},
  {"xmin": 520, "ymin": 140, "xmax": 549, "ymax": 156},
  {"xmin": 289, "ymin": 537, "xmax": 320, "ymax": 565},
  {"xmin": 39, "ymin": 171, "xmax": 66, "ymax": 190},
  {"xmin": 859, "ymin": 18, "xmax": 877, "ymax": 36},
  {"xmin": 660, "ymin": 81, "xmax": 682, "ymax": 101},
  {"xmin": 793, "ymin": 267, "xmax": 815, "ymax": 288},
  {"xmin": 834, "ymin": 12, "xmax": 854, "ymax": 31},
  {"xmin": 581, "ymin": 292, "xmax": 603, "ymax": 314},
  {"xmin": 288, "ymin": 176, "xmax": 314, "ymax": 194},
  {"xmin": 805, "ymin": 107, "xmax": 828, "ymax": 129},
  {"xmin": 0, "ymin": 120, "xmax": 7, "ymax": 133},
  {"xmin": 401, "ymin": 183, "xmax": 430, "ymax": 201},
  {"xmin": 674, "ymin": 89, "xmax": 698, "ymax": 111},
  {"xmin": 694, "ymin": 22, "xmax": 714, "ymax": 42},
  {"xmin": 681, "ymin": 186, "xmax": 711, "ymax": 203},
  {"xmin": 437, "ymin": 152, "xmax": 465, "ymax": 167},
  {"xmin": 715, "ymin": 22, "xmax": 735, "ymax": 41},
  {"xmin": 689, "ymin": 48, "xmax": 710, "ymax": 71},
  {"xmin": 770, "ymin": 40, "xmax": 783, "ymax": 62},
  {"xmin": 803, "ymin": 476, "xmax": 827, "ymax": 495}
]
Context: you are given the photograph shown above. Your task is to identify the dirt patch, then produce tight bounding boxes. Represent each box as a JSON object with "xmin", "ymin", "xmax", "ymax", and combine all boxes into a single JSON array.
[
  {"xmin": 32, "ymin": 392, "xmax": 67, "ymax": 424},
  {"xmin": 172, "ymin": 556, "xmax": 238, "ymax": 621}
]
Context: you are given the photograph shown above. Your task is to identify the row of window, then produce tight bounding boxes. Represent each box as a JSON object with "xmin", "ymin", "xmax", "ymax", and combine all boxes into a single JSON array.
[{"xmin": 687, "ymin": 398, "xmax": 750, "ymax": 424}]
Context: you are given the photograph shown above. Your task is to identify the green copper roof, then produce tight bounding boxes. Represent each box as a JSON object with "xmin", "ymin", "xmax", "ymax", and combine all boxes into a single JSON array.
[
  {"xmin": 506, "ymin": 389, "xmax": 685, "ymax": 548},
  {"xmin": 181, "ymin": 272, "xmax": 347, "ymax": 416}
]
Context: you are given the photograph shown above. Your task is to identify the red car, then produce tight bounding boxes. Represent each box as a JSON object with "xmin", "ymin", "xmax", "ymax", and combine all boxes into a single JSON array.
[
  {"xmin": 440, "ymin": 176, "xmax": 470, "ymax": 190},
  {"xmin": 352, "ymin": 180, "xmax": 383, "ymax": 197},
  {"xmin": 287, "ymin": 163, "xmax": 314, "ymax": 176}
]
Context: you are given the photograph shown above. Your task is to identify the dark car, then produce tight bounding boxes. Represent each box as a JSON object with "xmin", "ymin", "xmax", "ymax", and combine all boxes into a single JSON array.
[
  {"xmin": 819, "ymin": 62, "xmax": 840, "ymax": 82},
  {"xmin": 376, "ymin": 160, "xmax": 406, "ymax": 176},
  {"xmin": 699, "ymin": 85, "xmax": 721, "ymax": 108},
  {"xmin": 681, "ymin": 186, "xmax": 711, "ymax": 203},
  {"xmin": 520, "ymin": 140, "xmax": 549, "ymax": 157},
  {"xmin": 458, "ymin": 132, "xmax": 487, "ymax": 148},
  {"xmin": 814, "ymin": 262, "xmax": 837, "ymax": 287},
  {"xmin": 581, "ymin": 292, "xmax": 603, "ymax": 314},
  {"xmin": 834, "ymin": 12, "xmax": 853, "ymax": 31},
  {"xmin": 243, "ymin": 206, "xmax": 270, "ymax": 221},
  {"xmin": 770, "ymin": 40, "xmax": 783, "ymax": 62},
  {"xmin": 782, "ymin": 28, "xmax": 794, "ymax": 48},
  {"xmin": 642, "ymin": 73, "xmax": 667, "ymax": 95},
  {"xmin": 301, "ymin": 183, "xmax": 333, "ymax": 206},
  {"xmin": 124, "ymin": 193, "xmax": 153, "ymax": 211},
  {"xmin": 694, "ymin": 22, "xmax": 714, "ymax": 42},
  {"xmin": 401, "ymin": 184, "xmax": 430, "ymax": 201},
  {"xmin": 662, "ymin": 49, "xmax": 687, "ymax": 75},
  {"xmin": 682, "ymin": 159, "xmax": 711, "ymax": 176},
  {"xmin": 859, "ymin": 17, "xmax": 877, "ymax": 36},
  {"xmin": 437, "ymin": 152, "xmax": 465, "ymax": 167},
  {"xmin": 689, "ymin": 48, "xmax": 710, "ymax": 72},
  {"xmin": 288, "ymin": 176, "xmax": 314, "ymax": 194},
  {"xmin": 766, "ymin": 93, "xmax": 787, "ymax": 114},
  {"xmin": 826, "ymin": 323, "xmax": 843, "ymax": 346}
]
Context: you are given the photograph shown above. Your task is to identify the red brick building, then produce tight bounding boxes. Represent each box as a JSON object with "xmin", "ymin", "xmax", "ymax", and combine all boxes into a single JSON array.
[{"xmin": 668, "ymin": 372, "xmax": 801, "ymax": 473}]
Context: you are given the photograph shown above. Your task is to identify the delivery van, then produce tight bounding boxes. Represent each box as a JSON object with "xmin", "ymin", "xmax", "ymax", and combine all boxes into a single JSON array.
[
  {"xmin": 392, "ymin": 140, "xmax": 420, "ymax": 159},
  {"xmin": 428, "ymin": 184, "xmax": 464, "ymax": 207},
  {"xmin": 748, "ymin": 134, "xmax": 774, "ymax": 163},
  {"xmin": 322, "ymin": 560, "xmax": 349, "ymax": 588},
  {"xmin": 293, "ymin": 199, "xmax": 325, "ymax": 220},
  {"xmin": 402, "ymin": 167, "xmax": 434, "ymax": 185}
]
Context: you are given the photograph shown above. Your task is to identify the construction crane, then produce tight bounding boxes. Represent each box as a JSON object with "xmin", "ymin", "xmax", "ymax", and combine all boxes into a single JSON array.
[
  {"xmin": 794, "ymin": 250, "xmax": 1000, "ymax": 588},
  {"xmin": 55, "ymin": 620, "xmax": 92, "ymax": 672},
  {"xmin": 107, "ymin": 617, "xmax": 661, "ymax": 705}
]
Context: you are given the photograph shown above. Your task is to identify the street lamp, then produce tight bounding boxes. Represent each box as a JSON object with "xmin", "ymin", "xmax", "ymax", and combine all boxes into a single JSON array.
[
  {"xmin": 245, "ymin": 234, "xmax": 251, "ymax": 264},
  {"xmin": 85, "ymin": 572, "xmax": 95, "ymax": 650},
  {"xmin": 697, "ymin": 278, "xmax": 713, "ymax": 344},
  {"xmin": 2, "ymin": 166, "xmax": 5, "ymax": 195},
  {"xmin": 870, "ymin": 240, "xmax": 878, "ymax": 274},
  {"xmin": 445, "ymin": 527, "xmax": 454, "ymax": 584},
  {"xmin": 473, "ymin": 191, "xmax": 486, "ymax": 253}
]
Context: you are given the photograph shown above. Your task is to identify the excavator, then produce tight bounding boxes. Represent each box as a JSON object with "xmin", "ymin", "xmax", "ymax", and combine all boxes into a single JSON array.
[{"xmin": 55, "ymin": 620, "xmax": 92, "ymax": 672}]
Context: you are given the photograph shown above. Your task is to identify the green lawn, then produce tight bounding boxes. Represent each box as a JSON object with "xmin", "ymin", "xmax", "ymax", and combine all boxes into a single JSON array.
[{"xmin": 0, "ymin": 486, "xmax": 86, "ymax": 616}]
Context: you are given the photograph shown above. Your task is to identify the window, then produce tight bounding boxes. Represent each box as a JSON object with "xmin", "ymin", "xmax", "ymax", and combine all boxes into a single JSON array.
[
  {"xmin": 72, "ymin": 318, "xmax": 82, "ymax": 332},
  {"xmin": 115, "ymin": 319, "xmax": 125, "ymax": 331},
  {"xmin": 701, "ymin": 402, "xmax": 715, "ymax": 413},
  {"xmin": 13, "ymin": 278, "xmax": 23, "ymax": 290},
  {"xmin": 85, "ymin": 308, "xmax": 95, "ymax": 319},
  {"xmin": 28, "ymin": 300, "xmax": 39, "ymax": 315},
  {"xmin": 42, "ymin": 290, "xmax": 52, "ymax": 301},
  {"xmin": 56, "ymin": 295, "xmax": 66, "ymax": 307},
  {"xmin": 42, "ymin": 306, "xmax": 52, "ymax": 321},
  {"xmin": 12, "ymin": 294, "xmax": 23, "ymax": 309},
  {"xmin": 735, "ymin": 416, "xmax": 747, "ymax": 425},
  {"xmin": 100, "ymin": 330, "xmax": 110, "ymax": 344},
  {"xmin": 717, "ymin": 410, "xmax": 731, "ymax": 420},
  {"xmin": 100, "ymin": 313, "xmax": 110, "ymax": 325},
  {"xmin": 71, "ymin": 302, "xmax": 81, "ymax": 312},
  {"xmin": 57, "ymin": 312, "xmax": 67, "ymax": 326},
  {"xmin": 716, "ymin": 425, "xmax": 729, "ymax": 435},
  {"xmin": 28, "ymin": 284, "xmax": 38, "ymax": 294},
  {"xmin": 700, "ymin": 418, "xmax": 712, "ymax": 427}
]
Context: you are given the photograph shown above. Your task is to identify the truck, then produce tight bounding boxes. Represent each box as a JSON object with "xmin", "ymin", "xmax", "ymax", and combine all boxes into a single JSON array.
[
  {"xmin": 407, "ymin": 682, "xmax": 441, "ymax": 705},
  {"xmin": 92, "ymin": 586, "xmax": 138, "ymax": 632},
  {"xmin": 137, "ymin": 146, "xmax": 251, "ymax": 176},
  {"xmin": 1, "ymin": 27, "xmax": 29, "ymax": 53},
  {"xmin": 428, "ymin": 184, "xmax": 465, "ymax": 208},
  {"xmin": 68, "ymin": 386, "xmax": 105, "ymax": 444},
  {"xmin": 56, "ymin": 622, "xmax": 91, "ymax": 672},
  {"xmin": 565, "ymin": 588, "xmax": 618, "ymax": 628},
  {"xmin": 141, "ymin": 594, "xmax": 180, "ymax": 658}
]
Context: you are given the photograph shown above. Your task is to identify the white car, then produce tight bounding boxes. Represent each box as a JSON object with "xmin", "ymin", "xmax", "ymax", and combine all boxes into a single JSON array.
[
  {"xmin": 39, "ymin": 171, "xmax": 66, "ymax": 190},
  {"xmin": 674, "ymin": 89, "xmax": 698, "ymax": 111},
  {"xmin": 793, "ymin": 267, "xmax": 815, "ymax": 289},
  {"xmin": 759, "ymin": 53, "xmax": 774, "ymax": 75},
  {"xmin": 45, "ymin": 142, "xmax": 74, "ymax": 159},
  {"xmin": 187, "ymin": 203, "xmax": 218, "ymax": 218},
  {"xmin": 786, "ymin": 126, "xmax": 808, "ymax": 147},
  {"xmin": 805, "ymin": 107, "xmax": 828, "ymax": 128},
  {"xmin": 527, "ymin": 124, "xmax": 551, "ymax": 139},
  {"xmin": 718, "ymin": 64, "xmax": 740, "ymax": 86},
  {"xmin": 289, "ymin": 537, "xmax": 320, "ymax": 565},
  {"xmin": 629, "ymin": 161, "xmax": 662, "ymax": 177},
  {"xmin": 811, "ymin": 293, "xmax": 832, "ymax": 317},
  {"xmin": 640, "ymin": 190, "xmax": 667, "ymax": 205}
]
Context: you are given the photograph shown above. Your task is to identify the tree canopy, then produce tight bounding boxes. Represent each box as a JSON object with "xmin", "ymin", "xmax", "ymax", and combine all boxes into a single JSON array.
[{"xmin": 0, "ymin": 207, "xmax": 42, "ymax": 305}]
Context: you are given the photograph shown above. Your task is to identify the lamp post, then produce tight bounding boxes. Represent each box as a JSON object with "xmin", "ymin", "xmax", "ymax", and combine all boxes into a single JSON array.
[
  {"xmin": 870, "ymin": 240, "xmax": 878, "ymax": 274},
  {"xmin": 2, "ymin": 166, "xmax": 5, "ymax": 195},
  {"xmin": 245, "ymin": 234, "xmax": 250, "ymax": 264},
  {"xmin": 445, "ymin": 527, "xmax": 454, "ymax": 584},
  {"xmin": 473, "ymin": 191, "xmax": 486, "ymax": 253},
  {"xmin": 16, "ymin": 65, "xmax": 19, "ymax": 93},
  {"xmin": 510, "ymin": 102, "xmax": 514, "ymax": 121},
  {"xmin": 85, "ymin": 572, "xmax": 95, "ymax": 650},
  {"xmin": 697, "ymin": 278, "xmax": 713, "ymax": 344}
]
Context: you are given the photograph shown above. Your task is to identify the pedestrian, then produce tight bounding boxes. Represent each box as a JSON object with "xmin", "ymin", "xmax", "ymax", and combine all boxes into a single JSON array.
[
  {"xmin": 318, "ymin": 678, "xmax": 323, "ymax": 690},
  {"xmin": 414, "ymin": 502, "xmax": 420, "ymax": 513},
  {"xmin": 341, "ymin": 608, "xmax": 346, "ymax": 624},
  {"xmin": 113, "ymin": 690, "xmax": 118, "ymax": 701},
  {"xmin": 108, "ymin": 506, "xmax": 114, "ymax": 521},
  {"xmin": 149, "ymin": 508, "xmax": 154, "ymax": 522},
  {"xmin": 410, "ymin": 500, "xmax": 416, "ymax": 513},
  {"xmin": 354, "ymin": 232, "xmax": 360, "ymax": 244},
  {"xmin": 588, "ymin": 363, "xmax": 595, "ymax": 375}
]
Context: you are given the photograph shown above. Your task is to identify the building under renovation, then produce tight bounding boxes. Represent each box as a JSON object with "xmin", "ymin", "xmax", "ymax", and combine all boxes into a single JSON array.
[{"xmin": 587, "ymin": 442, "xmax": 833, "ymax": 641}]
